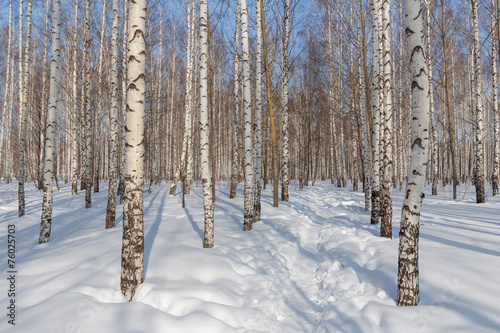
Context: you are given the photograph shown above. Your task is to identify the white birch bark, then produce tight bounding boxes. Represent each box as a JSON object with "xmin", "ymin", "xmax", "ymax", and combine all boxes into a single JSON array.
[
  {"xmin": 254, "ymin": 0, "xmax": 263, "ymax": 221},
  {"xmin": 241, "ymin": 0, "xmax": 253, "ymax": 231},
  {"xmin": 230, "ymin": 0, "xmax": 241, "ymax": 199},
  {"xmin": 185, "ymin": 0, "xmax": 196, "ymax": 194},
  {"xmin": 472, "ymin": 0, "xmax": 485, "ymax": 203},
  {"xmin": 71, "ymin": 0, "xmax": 79, "ymax": 195},
  {"xmin": 397, "ymin": 0, "xmax": 429, "ymax": 306},
  {"xmin": 84, "ymin": 0, "xmax": 92, "ymax": 208},
  {"xmin": 200, "ymin": 0, "xmax": 215, "ymax": 247},
  {"xmin": 358, "ymin": 0, "xmax": 371, "ymax": 210},
  {"xmin": 281, "ymin": 0, "xmax": 290, "ymax": 202},
  {"xmin": 380, "ymin": 0, "xmax": 393, "ymax": 238},
  {"xmin": 0, "ymin": 0, "xmax": 13, "ymax": 183},
  {"xmin": 371, "ymin": 0, "xmax": 382, "ymax": 225},
  {"xmin": 94, "ymin": 0, "xmax": 108, "ymax": 193},
  {"xmin": 106, "ymin": 0, "xmax": 120, "ymax": 229},
  {"xmin": 17, "ymin": 0, "xmax": 24, "ymax": 215},
  {"xmin": 39, "ymin": 0, "xmax": 61, "ymax": 244},
  {"xmin": 493, "ymin": 0, "xmax": 500, "ymax": 196},
  {"xmin": 121, "ymin": 0, "xmax": 146, "ymax": 302}
]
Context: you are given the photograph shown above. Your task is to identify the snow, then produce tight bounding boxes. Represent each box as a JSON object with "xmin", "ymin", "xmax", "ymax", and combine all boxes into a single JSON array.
[{"xmin": 1, "ymin": 180, "xmax": 499, "ymax": 332}]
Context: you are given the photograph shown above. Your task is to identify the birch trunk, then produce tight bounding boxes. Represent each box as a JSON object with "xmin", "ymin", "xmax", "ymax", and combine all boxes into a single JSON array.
[
  {"xmin": 200, "ymin": 0, "xmax": 215, "ymax": 248},
  {"xmin": 121, "ymin": 0, "xmax": 146, "ymax": 302},
  {"xmin": 17, "ymin": 0, "xmax": 24, "ymax": 216},
  {"xmin": 281, "ymin": 0, "xmax": 290, "ymax": 202},
  {"xmin": 494, "ymin": 0, "xmax": 500, "ymax": 196},
  {"xmin": 425, "ymin": 0, "xmax": 438, "ymax": 196},
  {"xmin": 0, "ymin": 0, "xmax": 13, "ymax": 182},
  {"xmin": 371, "ymin": 0, "xmax": 382, "ymax": 225},
  {"xmin": 397, "ymin": 0, "xmax": 429, "ymax": 306},
  {"xmin": 106, "ymin": 0, "xmax": 120, "ymax": 229},
  {"xmin": 358, "ymin": 0, "xmax": 371, "ymax": 211},
  {"xmin": 71, "ymin": 0, "xmax": 79, "ymax": 195},
  {"xmin": 472, "ymin": 0, "xmax": 486, "ymax": 203},
  {"xmin": 241, "ymin": 0, "xmax": 254, "ymax": 231},
  {"xmin": 254, "ymin": 0, "xmax": 263, "ymax": 222},
  {"xmin": 84, "ymin": 0, "xmax": 92, "ymax": 208},
  {"xmin": 230, "ymin": 1, "xmax": 241, "ymax": 199},
  {"xmin": 39, "ymin": 0, "xmax": 61, "ymax": 244},
  {"xmin": 380, "ymin": 0, "xmax": 393, "ymax": 238}
]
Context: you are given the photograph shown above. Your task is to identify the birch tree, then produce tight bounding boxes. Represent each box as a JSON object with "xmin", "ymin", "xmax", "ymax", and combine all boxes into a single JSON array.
[
  {"xmin": 200, "ymin": 0, "xmax": 215, "ymax": 247},
  {"xmin": 17, "ymin": 0, "xmax": 25, "ymax": 216},
  {"xmin": 254, "ymin": 0, "xmax": 263, "ymax": 221},
  {"xmin": 471, "ymin": 0, "xmax": 485, "ymax": 203},
  {"xmin": 241, "ymin": 0, "xmax": 254, "ymax": 230},
  {"xmin": 281, "ymin": 0, "xmax": 291, "ymax": 202},
  {"xmin": 39, "ymin": 0, "xmax": 62, "ymax": 244},
  {"xmin": 380, "ymin": 0, "xmax": 393, "ymax": 238},
  {"xmin": 121, "ymin": 0, "xmax": 147, "ymax": 302},
  {"xmin": 397, "ymin": 0, "xmax": 429, "ymax": 306},
  {"xmin": 493, "ymin": 0, "xmax": 500, "ymax": 196},
  {"xmin": 106, "ymin": 0, "xmax": 120, "ymax": 229},
  {"xmin": 84, "ymin": 0, "xmax": 92, "ymax": 208},
  {"xmin": 230, "ymin": 1, "xmax": 241, "ymax": 199},
  {"xmin": 371, "ymin": 0, "xmax": 382, "ymax": 225},
  {"xmin": 71, "ymin": 0, "xmax": 79, "ymax": 195}
]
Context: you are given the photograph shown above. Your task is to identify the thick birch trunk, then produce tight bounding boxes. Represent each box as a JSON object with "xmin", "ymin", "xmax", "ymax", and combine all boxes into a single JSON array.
[
  {"xmin": 230, "ymin": 1, "xmax": 241, "ymax": 199},
  {"xmin": 39, "ymin": 0, "xmax": 61, "ymax": 244},
  {"xmin": 200, "ymin": 0, "xmax": 215, "ymax": 248},
  {"xmin": 121, "ymin": 0, "xmax": 146, "ymax": 302},
  {"xmin": 397, "ymin": 0, "xmax": 429, "ymax": 306}
]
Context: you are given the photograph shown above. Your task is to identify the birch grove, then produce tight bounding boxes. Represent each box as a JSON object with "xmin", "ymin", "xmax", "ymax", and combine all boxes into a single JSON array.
[{"xmin": 0, "ymin": 0, "xmax": 498, "ymax": 307}]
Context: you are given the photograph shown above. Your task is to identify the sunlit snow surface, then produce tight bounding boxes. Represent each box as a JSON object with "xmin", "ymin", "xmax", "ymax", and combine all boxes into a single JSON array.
[{"xmin": 1, "ymin": 180, "xmax": 499, "ymax": 332}]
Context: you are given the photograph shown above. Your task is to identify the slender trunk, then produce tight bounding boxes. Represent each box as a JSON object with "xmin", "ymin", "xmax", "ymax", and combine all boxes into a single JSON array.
[
  {"xmin": 106, "ymin": 0, "xmax": 120, "ymax": 229},
  {"xmin": 71, "ymin": 0, "xmax": 79, "ymax": 195},
  {"xmin": 120, "ymin": 0, "xmax": 146, "ymax": 302},
  {"xmin": 494, "ymin": 0, "xmax": 500, "ymax": 196},
  {"xmin": 0, "ymin": 0, "xmax": 14, "ymax": 182},
  {"xmin": 118, "ymin": 0, "xmax": 128, "ymax": 200},
  {"xmin": 472, "ymin": 0, "xmax": 485, "ymax": 203},
  {"xmin": 371, "ymin": 0, "xmax": 382, "ymax": 224},
  {"xmin": 230, "ymin": 1, "xmax": 241, "ymax": 199},
  {"xmin": 380, "ymin": 0, "xmax": 393, "ymax": 238},
  {"xmin": 39, "ymin": 0, "xmax": 61, "ymax": 244},
  {"xmin": 17, "ymin": 0, "xmax": 24, "ymax": 216},
  {"xmin": 254, "ymin": 0, "xmax": 263, "ymax": 222},
  {"xmin": 241, "ymin": 0, "xmax": 254, "ymax": 231},
  {"xmin": 200, "ymin": 0, "xmax": 215, "ymax": 248},
  {"xmin": 281, "ymin": 0, "xmax": 290, "ymax": 202},
  {"xmin": 84, "ymin": 0, "xmax": 92, "ymax": 208}
]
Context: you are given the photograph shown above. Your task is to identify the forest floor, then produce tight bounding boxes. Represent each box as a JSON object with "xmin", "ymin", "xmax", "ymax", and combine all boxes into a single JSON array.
[{"xmin": 0, "ymin": 179, "xmax": 499, "ymax": 332}]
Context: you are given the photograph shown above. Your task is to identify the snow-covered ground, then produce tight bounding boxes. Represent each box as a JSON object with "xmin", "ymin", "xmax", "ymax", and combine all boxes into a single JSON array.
[{"xmin": 1, "ymin": 180, "xmax": 499, "ymax": 332}]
